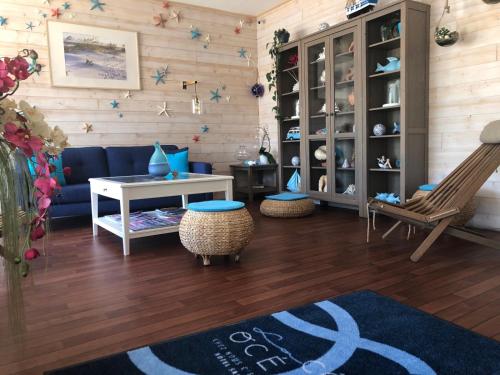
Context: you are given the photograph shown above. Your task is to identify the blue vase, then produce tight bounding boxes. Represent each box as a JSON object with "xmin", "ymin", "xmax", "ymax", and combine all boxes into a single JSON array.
[{"xmin": 148, "ymin": 142, "xmax": 170, "ymax": 176}]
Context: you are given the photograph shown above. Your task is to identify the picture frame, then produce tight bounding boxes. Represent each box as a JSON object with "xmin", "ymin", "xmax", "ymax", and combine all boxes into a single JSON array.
[{"xmin": 47, "ymin": 21, "xmax": 140, "ymax": 90}]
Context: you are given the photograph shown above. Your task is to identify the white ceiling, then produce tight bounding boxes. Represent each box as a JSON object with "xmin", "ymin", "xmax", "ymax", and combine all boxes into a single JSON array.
[{"xmin": 175, "ymin": 0, "xmax": 287, "ymax": 16}]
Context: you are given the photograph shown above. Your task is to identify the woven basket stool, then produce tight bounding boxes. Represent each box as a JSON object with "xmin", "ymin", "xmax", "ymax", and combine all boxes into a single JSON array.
[
  {"xmin": 179, "ymin": 200, "xmax": 254, "ymax": 266},
  {"xmin": 412, "ymin": 187, "xmax": 477, "ymax": 226},
  {"xmin": 260, "ymin": 193, "xmax": 314, "ymax": 218}
]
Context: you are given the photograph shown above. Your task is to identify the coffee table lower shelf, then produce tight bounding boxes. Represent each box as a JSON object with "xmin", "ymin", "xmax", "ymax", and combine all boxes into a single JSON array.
[{"xmin": 95, "ymin": 217, "xmax": 180, "ymax": 239}]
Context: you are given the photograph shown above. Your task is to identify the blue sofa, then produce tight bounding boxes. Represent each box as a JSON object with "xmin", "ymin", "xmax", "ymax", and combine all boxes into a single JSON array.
[{"xmin": 50, "ymin": 145, "xmax": 212, "ymax": 218}]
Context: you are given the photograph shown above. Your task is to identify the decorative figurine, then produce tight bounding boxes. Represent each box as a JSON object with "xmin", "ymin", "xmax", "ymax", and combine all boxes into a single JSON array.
[
  {"xmin": 377, "ymin": 156, "xmax": 392, "ymax": 169},
  {"xmin": 348, "ymin": 91, "xmax": 355, "ymax": 107},
  {"xmin": 343, "ymin": 66, "xmax": 354, "ymax": 81},
  {"xmin": 318, "ymin": 103, "xmax": 327, "ymax": 114},
  {"xmin": 343, "ymin": 184, "xmax": 356, "ymax": 195},
  {"xmin": 319, "ymin": 22, "xmax": 330, "ymax": 31},
  {"xmin": 334, "ymin": 102, "xmax": 341, "ymax": 113},
  {"xmin": 318, "ymin": 175, "xmax": 327, "ymax": 192},
  {"xmin": 375, "ymin": 57, "xmax": 400, "ymax": 73},
  {"xmin": 291, "ymin": 99, "xmax": 300, "ymax": 119},
  {"xmin": 291, "ymin": 156, "xmax": 300, "ymax": 166},
  {"xmin": 342, "ymin": 158, "xmax": 350, "ymax": 169},
  {"xmin": 375, "ymin": 192, "xmax": 400, "ymax": 204},
  {"xmin": 345, "ymin": 0, "xmax": 378, "ymax": 19},
  {"xmin": 286, "ymin": 126, "xmax": 301, "ymax": 140},
  {"xmin": 384, "ymin": 79, "xmax": 400, "ymax": 107},
  {"xmin": 314, "ymin": 145, "xmax": 327, "ymax": 161},
  {"xmin": 320, "ymin": 70, "xmax": 326, "ymax": 84},
  {"xmin": 373, "ymin": 123, "xmax": 386, "ymax": 136},
  {"xmin": 316, "ymin": 127, "xmax": 327, "ymax": 135},
  {"xmin": 287, "ymin": 170, "xmax": 301, "ymax": 192},
  {"xmin": 392, "ymin": 121, "xmax": 400, "ymax": 134},
  {"xmin": 316, "ymin": 46, "xmax": 326, "ymax": 62}
]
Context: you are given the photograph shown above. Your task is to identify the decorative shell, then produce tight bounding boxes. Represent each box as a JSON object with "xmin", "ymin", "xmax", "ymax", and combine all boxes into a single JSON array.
[{"xmin": 314, "ymin": 145, "xmax": 327, "ymax": 161}]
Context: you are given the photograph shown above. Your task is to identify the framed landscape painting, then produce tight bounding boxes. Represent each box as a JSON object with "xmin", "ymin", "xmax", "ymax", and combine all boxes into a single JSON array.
[{"xmin": 47, "ymin": 21, "xmax": 140, "ymax": 90}]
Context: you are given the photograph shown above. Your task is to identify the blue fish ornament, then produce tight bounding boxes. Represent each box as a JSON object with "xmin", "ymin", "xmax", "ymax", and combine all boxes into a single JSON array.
[{"xmin": 375, "ymin": 57, "xmax": 400, "ymax": 73}]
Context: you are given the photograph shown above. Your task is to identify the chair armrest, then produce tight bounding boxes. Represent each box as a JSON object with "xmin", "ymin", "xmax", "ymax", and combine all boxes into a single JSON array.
[{"xmin": 189, "ymin": 161, "xmax": 212, "ymax": 174}]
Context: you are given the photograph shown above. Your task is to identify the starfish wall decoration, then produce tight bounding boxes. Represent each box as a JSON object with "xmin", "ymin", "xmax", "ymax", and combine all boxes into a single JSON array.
[
  {"xmin": 192, "ymin": 135, "xmax": 200, "ymax": 143},
  {"xmin": 90, "ymin": 0, "xmax": 105, "ymax": 11},
  {"xmin": 157, "ymin": 102, "xmax": 172, "ymax": 117},
  {"xmin": 154, "ymin": 13, "xmax": 167, "ymax": 28},
  {"xmin": 26, "ymin": 21, "xmax": 35, "ymax": 31},
  {"xmin": 203, "ymin": 34, "xmax": 211, "ymax": 49},
  {"xmin": 161, "ymin": 64, "xmax": 169, "ymax": 77},
  {"xmin": 82, "ymin": 122, "xmax": 93, "ymax": 133},
  {"xmin": 151, "ymin": 70, "xmax": 166, "ymax": 85},
  {"xmin": 234, "ymin": 26, "xmax": 241, "ymax": 34},
  {"xmin": 42, "ymin": 0, "xmax": 51, "ymax": 4},
  {"xmin": 51, "ymin": 8, "xmax": 61, "ymax": 18},
  {"xmin": 62, "ymin": 2, "xmax": 71, "ymax": 9},
  {"xmin": 0, "ymin": 16, "xmax": 8, "ymax": 26},
  {"xmin": 162, "ymin": 1, "xmax": 170, "ymax": 8},
  {"xmin": 123, "ymin": 91, "xmax": 132, "ymax": 99},
  {"xmin": 238, "ymin": 47, "xmax": 247, "ymax": 58},
  {"xmin": 201, "ymin": 125, "xmax": 209, "ymax": 133},
  {"xmin": 210, "ymin": 88, "xmax": 222, "ymax": 103},
  {"xmin": 169, "ymin": 10, "xmax": 181, "ymax": 23},
  {"xmin": 190, "ymin": 26, "xmax": 201, "ymax": 40},
  {"xmin": 110, "ymin": 100, "xmax": 119, "ymax": 108}
]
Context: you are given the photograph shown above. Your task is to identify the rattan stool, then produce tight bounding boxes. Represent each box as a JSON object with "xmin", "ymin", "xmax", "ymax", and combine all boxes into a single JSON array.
[
  {"xmin": 260, "ymin": 193, "xmax": 314, "ymax": 218},
  {"xmin": 179, "ymin": 200, "xmax": 254, "ymax": 266}
]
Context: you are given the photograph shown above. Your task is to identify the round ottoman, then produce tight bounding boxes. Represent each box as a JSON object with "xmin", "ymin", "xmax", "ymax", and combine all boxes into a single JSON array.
[
  {"xmin": 260, "ymin": 193, "xmax": 315, "ymax": 218},
  {"xmin": 179, "ymin": 200, "xmax": 254, "ymax": 266}
]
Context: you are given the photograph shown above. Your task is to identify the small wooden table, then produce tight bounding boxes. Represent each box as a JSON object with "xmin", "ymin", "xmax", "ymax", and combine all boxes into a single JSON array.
[{"xmin": 230, "ymin": 164, "xmax": 278, "ymax": 202}]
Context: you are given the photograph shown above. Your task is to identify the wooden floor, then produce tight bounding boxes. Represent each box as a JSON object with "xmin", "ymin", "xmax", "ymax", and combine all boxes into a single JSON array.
[{"xmin": 1, "ymin": 203, "xmax": 500, "ymax": 374}]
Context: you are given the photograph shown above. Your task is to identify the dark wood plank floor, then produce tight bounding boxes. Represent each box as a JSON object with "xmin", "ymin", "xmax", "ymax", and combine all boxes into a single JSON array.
[{"xmin": 1, "ymin": 203, "xmax": 500, "ymax": 374}]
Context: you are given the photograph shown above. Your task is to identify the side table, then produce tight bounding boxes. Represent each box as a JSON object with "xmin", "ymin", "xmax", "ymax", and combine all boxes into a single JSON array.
[{"xmin": 230, "ymin": 164, "xmax": 279, "ymax": 202}]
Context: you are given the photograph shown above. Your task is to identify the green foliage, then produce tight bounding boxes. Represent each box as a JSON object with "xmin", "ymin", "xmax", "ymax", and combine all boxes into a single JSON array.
[
  {"xmin": 435, "ymin": 26, "xmax": 451, "ymax": 39},
  {"xmin": 266, "ymin": 29, "xmax": 289, "ymax": 119}
]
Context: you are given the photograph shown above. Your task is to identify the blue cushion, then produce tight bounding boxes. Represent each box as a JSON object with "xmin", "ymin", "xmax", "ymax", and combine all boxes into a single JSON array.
[
  {"xmin": 266, "ymin": 193, "xmax": 310, "ymax": 201},
  {"xmin": 188, "ymin": 200, "xmax": 245, "ymax": 212},
  {"xmin": 106, "ymin": 145, "xmax": 178, "ymax": 177},
  {"xmin": 28, "ymin": 156, "xmax": 67, "ymax": 186},
  {"xmin": 62, "ymin": 147, "xmax": 109, "ymax": 184},
  {"xmin": 419, "ymin": 184, "xmax": 437, "ymax": 191},
  {"xmin": 167, "ymin": 147, "xmax": 189, "ymax": 173}
]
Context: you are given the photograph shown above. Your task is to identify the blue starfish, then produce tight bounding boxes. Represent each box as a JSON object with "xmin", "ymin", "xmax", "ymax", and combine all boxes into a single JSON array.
[
  {"xmin": 210, "ymin": 89, "xmax": 221, "ymax": 103},
  {"xmin": 26, "ymin": 21, "xmax": 35, "ymax": 31},
  {"xmin": 110, "ymin": 100, "xmax": 119, "ymax": 108},
  {"xmin": 0, "ymin": 16, "xmax": 8, "ymax": 26},
  {"xmin": 238, "ymin": 47, "xmax": 247, "ymax": 58},
  {"xmin": 190, "ymin": 27, "xmax": 201, "ymax": 39},
  {"xmin": 90, "ymin": 0, "xmax": 105, "ymax": 11},
  {"xmin": 62, "ymin": 2, "xmax": 71, "ymax": 9},
  {"xmin": 151, "ymin": 70, "xmax": 165, "ymax": 85},
  {"xmin": 201, "ymin": 125, "xmax": 209, "ymax": 133}
]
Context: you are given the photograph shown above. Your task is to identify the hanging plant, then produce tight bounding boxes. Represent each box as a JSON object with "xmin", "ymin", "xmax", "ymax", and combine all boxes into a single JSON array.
[
  {"xmin": 265, "ymin": 29, "xmax": 289, "ymax": 119},
  {"xmin": 434, "ymin": 0, "xmax": 459, "ymax": 47}
]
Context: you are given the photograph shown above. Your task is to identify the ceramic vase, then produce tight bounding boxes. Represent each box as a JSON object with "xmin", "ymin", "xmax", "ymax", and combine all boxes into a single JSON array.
[
  {"xmin": 259, "ymin": 154, "xmax": 269, "ymax": 165},
  {"xmin": 373, "ymin": 124, "xmax": 386, "ymax": 136},
  {"xmin": 148, "ymin": 141, "xmax": 170, "ymax": 176}
]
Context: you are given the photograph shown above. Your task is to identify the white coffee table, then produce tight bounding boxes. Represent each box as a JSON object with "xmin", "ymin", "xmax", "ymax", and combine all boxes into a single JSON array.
[{"xmin": 89, "ymin": 173, "xmax": 233, "ymax": 256}]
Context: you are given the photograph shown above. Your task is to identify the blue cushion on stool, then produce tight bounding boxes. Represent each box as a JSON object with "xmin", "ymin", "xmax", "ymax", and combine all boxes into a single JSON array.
[
  {"xmin": 419, "ymin": 184, "xmax": 437, "ymax": 191},
  {"xmin": 266, "ymin": 193, "xmax": 309, "ymax": 201},
  {"xmin": 188, "ymin": 200, "xmax": 245, "ymax": 212}
]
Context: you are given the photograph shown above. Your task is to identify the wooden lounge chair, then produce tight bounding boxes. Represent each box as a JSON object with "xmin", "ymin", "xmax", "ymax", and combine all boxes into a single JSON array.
[{"xmin": 367, "ymin": 120, "xmax": 500, "ymax": 262}]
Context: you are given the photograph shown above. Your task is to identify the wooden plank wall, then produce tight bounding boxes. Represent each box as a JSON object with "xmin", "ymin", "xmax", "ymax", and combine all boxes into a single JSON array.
[
  {"xmin": 257, "ymin": 0, "xmax": 500, "ymax": 230},
  {"xmin": 0, "ymin": 0, "xmax": 259, "ymax": 173}
]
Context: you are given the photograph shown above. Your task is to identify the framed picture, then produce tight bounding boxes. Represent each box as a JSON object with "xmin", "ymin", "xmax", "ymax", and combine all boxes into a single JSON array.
[{"xmin": 47, "ymin": 21, "xmax": 140, "ymax": 90}]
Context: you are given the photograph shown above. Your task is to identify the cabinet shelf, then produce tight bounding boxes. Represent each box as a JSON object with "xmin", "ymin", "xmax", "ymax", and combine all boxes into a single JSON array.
[
  {"xmin": 336, "ymin": 168, "xmax": 355, "ymax": 171},
  {"xmin": 368, "ymin": 105, "xmax": 400, "ymax": 111},
  {"xmin": 335, "ymin": 111, "xmax": 355, "ymax": 116},
  {"xmin": 282, "ymin": 165, "xmax": 300, "ymax": 169},
  {"xmin": 368, "ymin": 37, "xmax": 401, "ymax": 50},
  {"xmin": 281, "ymin": 90, "xmax": 299, "ymax": 97},
  {"xmin": 310, "ymin": 59, "xmax": 325, "ymax": 65},
  {"xmin": 281, "ymin": 65, "xmax": 299, "ymax": 73},
  {"xmin": 310, "ymin": 113, "xmax": 327, "ymax": 119},
  {"xmin": 369, "ymin": 168, "xmax": 401, "ymax": 173},
  {"xmin": 336, "ymin": 80, "xmax": 354, "ymax": 86},
  {"xmin": 308, "ymin": 134, "xmax": 327, "ymax": 140},
  {"xmin": 311, "ymin": 166, "xmax": 327, "ymax": 170},
  {"xmin": 310, "ymin": 85, "xmax": 326, "ymax": 91},
  {"xmin": 369, "ymin": 70, "xmax": 400, "ymax": 79},
  {"xmin": 369, "ymin": 134, "xmax": 400, "ymax": 139},
  {"xmin": 335, "ymin": 132, "xmax": 355, "ymax": 139},
  {"xmin": 282, "ymin": 117, "xmax": 300, "ymax": 122},
  {"xmin": 282, "ymin": 139, "xmax": 300, "ymax": 143}
]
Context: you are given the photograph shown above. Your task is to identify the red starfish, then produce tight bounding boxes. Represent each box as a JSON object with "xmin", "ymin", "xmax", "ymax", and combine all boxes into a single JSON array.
[
  {"xmin": 153, "ymin": 14, "xmax": 167, "ymax": 28},
  {"xmin": 162, "ymin": 1, "xmax": 170, "ymax": 8},
  {"xmin": 192, "ymin": 135, "xmax": 200, "ymax": 143},
  {"xmin": 51, "ymin": 8, "xmax": 61, "ymax": 18},
  {"xmin": 234, "ymin": 26, "xmax": 241, "ymax": 34}
]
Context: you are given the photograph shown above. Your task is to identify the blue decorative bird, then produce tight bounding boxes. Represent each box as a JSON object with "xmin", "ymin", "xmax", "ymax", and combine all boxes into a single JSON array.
[
  {"xmin": 110, "ymin": 100, "xmax": 119, "ymax": 109},
  {"xmin": 151, "ymin": 70, "xmax": 165, "ymax": 85},
  {"xmin": 190, "ymin": 27, "xmax": 201, "ymax": 39},
  {"xmin": 375, "ymin": 57, "xmax": 400, "ymax": 73},
  {"xmin": 210, "ymin": 89, "xmax": 221, "ymax": 103},
  {"xmin": 238, "ymin": 47, "xmax": 247, "ymax": 58},
  {"xmin": 0, "ymin": 16, "xmax": 8, "ymax": 26},
  {"xmin": 90, "ymin": 0, "xmax": 105, "ymax": 11}
]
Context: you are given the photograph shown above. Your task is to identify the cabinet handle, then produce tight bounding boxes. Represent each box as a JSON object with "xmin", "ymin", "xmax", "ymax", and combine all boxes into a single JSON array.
[{"xmin": 325, "ymin": 113, "xmax": 330, "ymax": 117}]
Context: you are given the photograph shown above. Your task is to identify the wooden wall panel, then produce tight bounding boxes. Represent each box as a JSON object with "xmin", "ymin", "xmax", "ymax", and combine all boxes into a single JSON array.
[
  {"xmin": 257, "ymin": 0, "xmax": 500, "ymax": 230},
  {"xmin": 0, "ymin": 0, "xmax": 259, "ymax": 173}
]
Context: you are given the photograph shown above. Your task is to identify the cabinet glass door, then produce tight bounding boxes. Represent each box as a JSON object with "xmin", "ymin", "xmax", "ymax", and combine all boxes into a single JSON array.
[
  {"xmin": 332, "ymin": 30, "xmax": 357, "ymax": 202},
  {"xmin": 305, "ymin": 39, "xmax": 331, "ymax": 197}
]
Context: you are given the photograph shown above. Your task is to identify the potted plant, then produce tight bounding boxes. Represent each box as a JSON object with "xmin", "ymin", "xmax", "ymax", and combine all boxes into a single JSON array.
[
  {"xmin": 265, "ymin": 28, "xmax": 290, "ymax": 119},
  {"xmin": 1, "ymin": 49, "xmax": 69, "ymax": 331}
]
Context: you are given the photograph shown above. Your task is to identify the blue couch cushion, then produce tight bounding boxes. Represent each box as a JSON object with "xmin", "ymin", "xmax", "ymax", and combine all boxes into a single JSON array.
[
  {"xmin": 53, "ymin": 183, "xmax": 110, "ymax": 204},
  {"xmin": 62, "ymin": 147, "xmax": 109, "ymax": 184},
  {"xmin": 106, "ymin": 145, "xmax": 178, "ymax": 177},
  {"xmin": 188, "ymin": 200, "xmax": 245, "ymax": 212}
]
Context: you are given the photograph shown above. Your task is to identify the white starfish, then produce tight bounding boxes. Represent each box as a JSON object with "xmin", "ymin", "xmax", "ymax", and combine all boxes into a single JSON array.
[
  {"xmin": 123, "ymin": 90, "xmax": 132, "ymax": 99},
  {"xmin": 225, "ymin": 96, "xmax": 231, "ymax": 103},
  {"xmin": 161, "ymin": 64, "xmax": 169, "ymax": 77},
  {"xmin": 157, "ymin": 102, "xmax": 172, "ymax": 117},
  {"xmin": 169, "ymin": 9, "xmax": 180, "ymax": 23},
  {"xmin": 82, "ymin": 122, "xmax": 93, "ymax": 133},
  {"xmin": 246, "ymin": 53, "xmax": 253, "ymax": 67},
  {"xmin": 205, "ymin": 34, "xmax": 211, "ymax": 44},
  {"xmin": 239, "ymin": 19, "xmax": 244, "ymax": 29},
  {"xmin": 42, "ymin": 0, "xmax": 51, "ymax": 4}
]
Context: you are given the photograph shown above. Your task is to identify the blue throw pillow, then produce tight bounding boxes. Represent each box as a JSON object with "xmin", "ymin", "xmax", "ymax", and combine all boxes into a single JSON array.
[
  {"xmin": 167, "ymin": 147, "xmax": 189, "ymax": 173},
  {"xmin": 27, "ymin": 156, "xmax": 66, "ymax": 186}
]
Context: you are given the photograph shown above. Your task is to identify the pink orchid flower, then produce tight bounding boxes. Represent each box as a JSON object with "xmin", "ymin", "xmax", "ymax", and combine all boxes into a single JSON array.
[
  {"xmin": 0, "ymin": 60, "xmax": 16, "ymax": 94},
  {"xmin": 3, "ymin": 123, "xmax": 44, "ymax": 157},
  {"xmin": 30, "ymin": 225, "xmax": 45, "ymax": 241},
  {"xmin": 24, "ymin": 248, "xmax": 40, "ymax": 261},
  {"xmin": 5, "ymin": 56, "xmax": 30, "ymax": 81}
]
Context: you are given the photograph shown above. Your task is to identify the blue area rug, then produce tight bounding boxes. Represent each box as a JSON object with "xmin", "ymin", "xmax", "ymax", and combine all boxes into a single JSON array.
[{"xmin": 47, "ymin": 291, "xmax": 500, "ymax": 374}]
